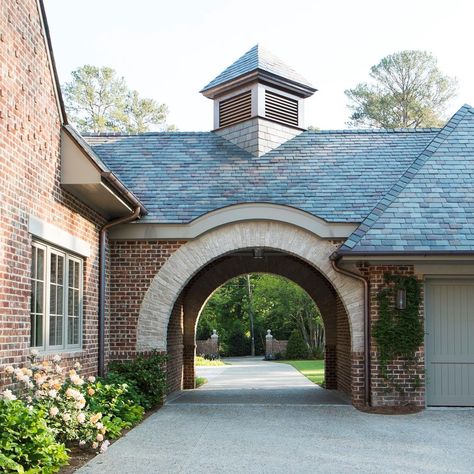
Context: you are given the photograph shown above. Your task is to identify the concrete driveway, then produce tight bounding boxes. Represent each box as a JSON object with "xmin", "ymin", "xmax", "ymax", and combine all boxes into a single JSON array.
[{"xmin": 78, "ymin": 357, "xmax": 474, "ymax": 474}]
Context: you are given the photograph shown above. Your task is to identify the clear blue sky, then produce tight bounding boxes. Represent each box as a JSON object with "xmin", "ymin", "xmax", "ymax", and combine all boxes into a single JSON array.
[{"xmin": 44, "ymin": 0, "xmax": 474, "ymax": 131}]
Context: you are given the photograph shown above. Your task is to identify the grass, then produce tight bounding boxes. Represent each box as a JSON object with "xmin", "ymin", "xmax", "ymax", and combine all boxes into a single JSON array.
[
  {"xmin": 195, "ymin": 356, "xmax": 225, "ymax": 366},
  {"xmin": 195, "ymin": 377, "xmax": 207, "ymax": 388},
  {"xmin": 274, "ymin": 359, "xmax": 325, "ymax": 386}
]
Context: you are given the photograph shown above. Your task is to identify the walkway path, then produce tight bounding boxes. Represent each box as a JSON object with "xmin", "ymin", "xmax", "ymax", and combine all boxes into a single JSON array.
[{"xmin": 78, "ymin": 357, "xmax": 474, "ymax": 474}]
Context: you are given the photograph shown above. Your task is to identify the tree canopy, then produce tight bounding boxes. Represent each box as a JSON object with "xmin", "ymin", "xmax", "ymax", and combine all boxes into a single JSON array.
[
  {"xmin": 197, "ymin": 274, "xmax": 324, "ymax": 356},
  {"xmin": 345, "ymin": 50, "xmax": 457, "ymax": 128},
  {"xmin": 63, "ymin": 65, "xmax": 173, "ymax": 134}
]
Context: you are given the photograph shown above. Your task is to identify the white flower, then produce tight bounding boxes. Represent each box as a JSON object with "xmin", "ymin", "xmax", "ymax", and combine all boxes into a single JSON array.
[
  {"xmin": 79, "ymin": 440, "xmax": 86, "ymax": 446},
  {"xmin": 30, "ymin": 349, "xmax": 39, "ymax": 357},
  {"xmin": 87, "ymin": 376, "xmax": 96, "ymax": 383},
  {"xmin": 77, "ymin": 413, "xmax": 86, "ymax": 424},
  {"xmin": 70, "ymin": 374, "xmax": 84, "ymax": 386},
  {"xmin": 50, "ymin": 406, "xmax": 59, "ymax": 417},
  {"xmin": 96, "ymin": 422, "xmax": 104, "ymax": 430},
  {"xmin": 48, "ymin": 389, "xmax": 57, "ymax": 399},
  {"xmin": 2, "ymin": 389, "xmax": 17, "ymax": 401},
  {"xmin": 74, "ymin": 362, "xmax": 82, "ymax": 369},
  {"xmin": 55, "ymin": 365, "xmax": 63, "ymax": 374},
  {"xmin": 5, "ymin": 366, "xmax": 14, "ymax": 375},
  {"xmin": 53, "ymin": 354, "xmax": 61, "ymax": 363},
  {"xmin": 26, "ymin": 396, "xmax": 32, "ymax": 403},
  {"xmin": 62, "ymin": 413, "xmax": 71, "ymax": 422},
  {"xmin": 27, "ymin": 381, "xmax": 34, "ymax": 389},
  {"xmin": 92, "ymin": 442, "xmax": 98, "ymax": 450},
  {"xmin": 96, "ymin": 433, "xmax": 104, "ymax": 442},
  {"xmin": 100, "ymin": 440, "xmax": 110, "ymax": 453}
]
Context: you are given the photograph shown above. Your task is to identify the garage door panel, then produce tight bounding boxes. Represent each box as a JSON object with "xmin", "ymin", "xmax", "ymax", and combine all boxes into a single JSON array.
[{"xmin": 426, "ymin": 279, "xmax": 474, "ymax": 406}]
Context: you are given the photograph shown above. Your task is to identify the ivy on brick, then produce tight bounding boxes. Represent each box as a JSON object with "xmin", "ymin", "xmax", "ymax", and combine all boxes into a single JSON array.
[{"xmin": 373, "ymin": 274, "xmax": 423, "ymax": 385}]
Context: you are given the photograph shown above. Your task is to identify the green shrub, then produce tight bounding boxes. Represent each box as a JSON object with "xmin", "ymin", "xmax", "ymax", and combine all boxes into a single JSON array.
[
  {"xmin": 85, "ymin": 381, "xmax": 144, "ymax": 439},
  {"xmin": 285, "ymin": 330, "xmax": 309, "ymax": 359},
  {"xmin": 108, "ymin": 352, "xmax": 167, "ymax": 410},
  {"xmin": 0, "ymin": 399, "xmax": 69, "ymax": 473},
  {"xmin": 310, "ymin": 346, "xmax": 324, "ymax": 360},
  {"xmin": 226, "ymin": 327, "xmax": 250, "ymax": 356}
]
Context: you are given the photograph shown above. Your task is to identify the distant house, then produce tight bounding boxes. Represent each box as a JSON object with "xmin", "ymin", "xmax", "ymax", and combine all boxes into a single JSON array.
[{"xmin": 1, "ymin": 0, "xmax": 473, "ymax": 409}]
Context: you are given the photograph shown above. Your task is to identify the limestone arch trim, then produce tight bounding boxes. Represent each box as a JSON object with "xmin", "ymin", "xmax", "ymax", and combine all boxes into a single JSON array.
[
  {"xmin": 137, "ymin": 221, "xmax": 364, "ymax": 352},
  {"xmin": 108, "ymin": 203, "xmax": 358, "ymax": 240}
]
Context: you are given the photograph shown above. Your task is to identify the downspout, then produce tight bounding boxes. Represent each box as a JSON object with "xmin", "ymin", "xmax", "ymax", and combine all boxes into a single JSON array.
[
  {"xmin": 98, "ymin": 206, "xmax": 141, "ymax": 377},
  {"xmin": 330, "ymin": 257, "xmax": 371, "ymax": 407}
]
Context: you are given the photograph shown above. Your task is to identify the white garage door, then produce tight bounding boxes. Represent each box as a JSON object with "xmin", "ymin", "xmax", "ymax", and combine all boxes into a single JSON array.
[{"xmin": 425, "ymin": 278, "xmax": 474, "ymax": 406}]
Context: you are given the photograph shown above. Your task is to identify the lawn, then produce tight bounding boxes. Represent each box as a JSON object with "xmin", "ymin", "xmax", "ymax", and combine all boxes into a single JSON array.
[
  {"xmin": 195, "ymin": 376, "xmax": 207, "ymax": 387},
  {"xmin": 275, "ymin": 360, "xmax": 325, "ymax": 386}
]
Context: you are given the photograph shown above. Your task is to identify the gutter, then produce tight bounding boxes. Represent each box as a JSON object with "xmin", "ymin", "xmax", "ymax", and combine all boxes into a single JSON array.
[
  {"xmin": 330, "ymin": 256, "xmax": 371, "ymax": 407},
  {"xmin": 98, "ymin": 206, "xmax": 141, "ymax": 377}
]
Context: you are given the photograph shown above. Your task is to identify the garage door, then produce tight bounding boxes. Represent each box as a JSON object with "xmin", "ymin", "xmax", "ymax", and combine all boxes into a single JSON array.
[{"xmin": 425, "ymin": 279, "xmax": 474, "ymax": 406}]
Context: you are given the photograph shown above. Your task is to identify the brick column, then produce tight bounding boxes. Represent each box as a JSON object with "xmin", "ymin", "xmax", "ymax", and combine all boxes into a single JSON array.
[
  {"xmin": 183, "ymin": 344, "xmax": 196, "ymax": 389},
  {"xmin": 324, "ymin": 345, "xmax": 337, "ymax": 389}
]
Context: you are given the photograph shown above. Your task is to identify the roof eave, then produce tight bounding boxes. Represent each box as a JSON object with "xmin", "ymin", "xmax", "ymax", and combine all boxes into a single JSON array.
[{"xmin": 201, "ymin": 69, "xmax": 317, "ymax": 99}]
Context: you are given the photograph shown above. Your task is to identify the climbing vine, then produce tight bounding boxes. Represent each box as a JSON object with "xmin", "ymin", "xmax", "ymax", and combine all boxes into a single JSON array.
[{"xmin": 373, "ymin": 274, "xmax": 423, "ymax": 393}]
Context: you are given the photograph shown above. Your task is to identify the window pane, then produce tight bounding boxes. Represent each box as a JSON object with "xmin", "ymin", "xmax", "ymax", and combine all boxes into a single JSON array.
[
  {"xmin": 37, "ymin": 248, "xmax": 44, "ymax": 281},
  {"xmin": 69, "ymin": 262, "xmax": 74, "ymax": 288},
  {"xmin": 36, "ymin": 282, "xmax": 43, "ymax": 314},
  {"xmin": 57, "ymin": 287, "xmax": 63, "ymax": 314},
  {"xmin": 50, "ymin": 254, "xmax": 57, "ymax": 283},
  {"xmin": 73, "ymin": 290, "xmax": 79, "ymax": 316},
  {"xmin": 57, "ymin": 256, "xmax": 64, "ymax": 285},
  {"xmin": 31, "ymin": 282, "xmax": 36, "ymax": 313},
  {"xmin": 74, "ymin": 262, "xmax": 79, "ymax": 288},
  {"xmin": 31, "ymin": 314, "xmax": 43, "ymax": 347},
  {"xmin": 50, "ymin": 285, "xmax": 56, "ymax": 314},
  {"xmin": 31, "ymin": 247, "xmax": 37, "ymax": 279},
  {"xmin": 68, "ymin": 288, "xmax": 74, "ymax": 314}
]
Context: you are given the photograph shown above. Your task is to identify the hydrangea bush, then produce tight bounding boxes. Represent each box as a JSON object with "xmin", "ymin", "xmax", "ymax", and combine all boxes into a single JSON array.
[{"xmin": 2, "ymin": 351, "xmax": 109, "ymax": 453}]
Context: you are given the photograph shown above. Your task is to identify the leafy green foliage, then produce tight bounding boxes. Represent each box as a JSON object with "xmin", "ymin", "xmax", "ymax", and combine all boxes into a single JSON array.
[
  {"xmin": 345, "ymin": 50, "xmax": 457, "ymax": 128},
  {"xmin": 85, "ymin": 381, "xmax": 144, "ymax": 439},
  {"xmin": 195, "ymin": 356, "xmax": 225, "ymax": 367},
  {"xmin": 63, "ymin": 65, "xmax": 172, "ymax": 133},
  {"xmin": 285, "ymin": 330, "xmax": 310, "ymax": 360},
  {"xmin": 108, "ymin": 352, "xmax": 167, "ymax": 410},
  {"xmin": 198, "ymin": 274, "xmax": 324, "ymax": 356},
  {"xmin": 373, "ymin": 274, "xmax": 423, "ymax": 391},
  {"xmin": 0, "ymin": 399, "xmax": 69, "ymax": 473}
]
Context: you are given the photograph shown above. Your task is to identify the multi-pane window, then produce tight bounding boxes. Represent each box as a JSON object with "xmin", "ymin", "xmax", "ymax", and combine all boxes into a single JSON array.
[{"xmin": 30, "ymin": 241, "xmax": 83, "ymax": 351}]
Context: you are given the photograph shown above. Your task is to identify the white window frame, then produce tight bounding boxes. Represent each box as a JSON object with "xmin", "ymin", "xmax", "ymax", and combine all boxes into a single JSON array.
[{"xmin": 31, "ymin": 240, "xmax": 83, "ymax": 352}]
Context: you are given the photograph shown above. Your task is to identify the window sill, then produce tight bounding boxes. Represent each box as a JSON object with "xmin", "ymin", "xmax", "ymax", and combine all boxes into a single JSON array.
[{"xmin": 32, "ymin": 349, "xmax": 86, "ymax": 361}]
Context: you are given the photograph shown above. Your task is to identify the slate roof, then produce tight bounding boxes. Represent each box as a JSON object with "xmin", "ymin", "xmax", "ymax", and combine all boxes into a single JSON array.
[
  {"xmin": 340, "ymin": 105, "xmax": 474, "ymax": 254},
  {"xmin": 84, "ymin": 128, "xmax": 438, "ymax": 225},
  {"xmin": 201, "ymin": 44, "xmax": 314, "ymax": 92}
]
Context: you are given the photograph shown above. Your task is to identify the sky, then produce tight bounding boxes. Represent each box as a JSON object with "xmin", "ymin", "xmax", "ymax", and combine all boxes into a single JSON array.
[{"xmin": 44, "ymin": 0, "xmax": 474, "ymax": 131}]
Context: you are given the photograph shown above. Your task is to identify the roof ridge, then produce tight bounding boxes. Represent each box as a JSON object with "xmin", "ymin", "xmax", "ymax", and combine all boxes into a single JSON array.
[
  {"xmin": 83, "ymin": 131, "xmax": 211, "ymax": 138},
  {"xmin": 339, "ymin": 105, "xmax": 472, "ymax": 252},
  {"xmin": 304, "ymin": 128, "xmax": 441, "ymax": 134}
]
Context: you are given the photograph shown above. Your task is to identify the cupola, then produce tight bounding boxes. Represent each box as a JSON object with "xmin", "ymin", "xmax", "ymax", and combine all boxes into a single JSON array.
[{"xmin": 201, "ymin": 45, "xmax": 317, "ymax": 156}]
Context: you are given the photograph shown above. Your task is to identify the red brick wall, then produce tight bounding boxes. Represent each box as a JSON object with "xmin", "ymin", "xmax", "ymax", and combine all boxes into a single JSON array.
[
  {"xmin": 335, "ymin": 295, "xmax": 351, "ymax": 394},
  {"xmin": 0, "ymin": 0, "xmax": 105, "ymax": 384},
  {"xmin": 365, "ymin": 265, "xmax": 424, "ymax": 407},
  {"xmin": 108, "ymin": 240, "xmax": 185, "ymax": 362}
]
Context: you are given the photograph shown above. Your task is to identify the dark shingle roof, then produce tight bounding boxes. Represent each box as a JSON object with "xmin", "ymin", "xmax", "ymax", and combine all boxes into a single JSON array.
[
  {"xmin": 201, "ymin": 44, "xmax": 314, "ymax": 92},
  {"xmin": 84, "ymin": 128, "xmax": 438, "ymax": 224},
  {"xmin": 340, "ymin": 105, "xmax": 474, "ymax": 253}
]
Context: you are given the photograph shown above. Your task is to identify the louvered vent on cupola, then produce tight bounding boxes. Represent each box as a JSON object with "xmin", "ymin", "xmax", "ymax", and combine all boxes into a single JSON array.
[
  {"xmin": 264, "ymin": 90, "xmax": 299, "ymax": 127},
  {"xmin": 218, "ymin": 91, "xmax": 252, "ymax": 128}
]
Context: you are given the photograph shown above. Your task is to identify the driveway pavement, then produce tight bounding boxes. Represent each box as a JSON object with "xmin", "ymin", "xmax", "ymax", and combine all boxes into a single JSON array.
[{"xmin": 78, "ymin": 357, "xmax": 474, "ymax": 474}]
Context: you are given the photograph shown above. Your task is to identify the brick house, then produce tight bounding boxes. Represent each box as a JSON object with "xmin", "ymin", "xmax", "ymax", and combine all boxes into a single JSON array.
[{"xmin": 1, "ymin": 0, "xmax": 473, "ymax": 409}]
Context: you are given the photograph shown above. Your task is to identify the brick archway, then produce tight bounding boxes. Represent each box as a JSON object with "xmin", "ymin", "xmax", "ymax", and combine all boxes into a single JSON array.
[
  {"xmin": 138, "ymin": 221, "xmax": 363, "ymax": 351},
  {"xmin": 136, "ymin": 221, "xmax": 365, "ymax": 405}
]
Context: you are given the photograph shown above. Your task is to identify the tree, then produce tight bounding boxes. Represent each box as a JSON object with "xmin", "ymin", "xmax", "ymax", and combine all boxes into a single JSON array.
[
  {"xmin": 197, "ymin": 274, "xmax": 325, "ymax": 356},
  {"xmin": 345, "ymin": 51, "xmax": 457, "ymax": 128},
  {"xmin": 285, "ymin": 330, "xmax": 309, "ymax": 360},
  {"xmin": 63, "ymin": 65, "xmax": 172, "ymax": 134}
]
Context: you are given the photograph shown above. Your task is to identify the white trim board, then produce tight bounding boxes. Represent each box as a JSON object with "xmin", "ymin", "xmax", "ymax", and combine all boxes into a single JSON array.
[
  {"xmin": 28, "ymin": 215, "xmax": 91, "ymax": 257},
  {"xmin": 108, "ymin": 203, "xmax": 358, "ymax": 240}
]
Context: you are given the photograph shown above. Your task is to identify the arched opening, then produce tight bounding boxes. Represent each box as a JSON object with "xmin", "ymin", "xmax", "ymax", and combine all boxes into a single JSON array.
[
  {"xmin": 166, "ymin": 249, "xmax": 353, "ymax": 401},
  {"xmin": 196, "ymin": 273, "xmax": 325, "ymax": 360}
]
